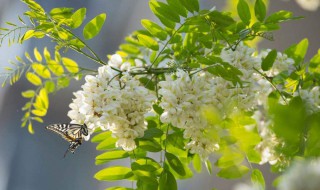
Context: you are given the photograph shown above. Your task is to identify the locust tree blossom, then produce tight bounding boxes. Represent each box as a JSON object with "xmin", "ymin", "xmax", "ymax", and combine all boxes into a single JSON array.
[
  {"xmin": 68, "ymin": 61, "xmax": 156, "ymax": 151},
  {"xmin": 158, "ymin": 70, "xmax": 219, "ymax": 160}
]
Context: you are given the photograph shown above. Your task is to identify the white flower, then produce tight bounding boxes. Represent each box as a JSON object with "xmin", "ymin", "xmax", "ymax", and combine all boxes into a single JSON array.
[
  {"xmin": 68, "ymin": 64, "xmax": 156, "ymax": 151},
  {"xmin": 294, "ymin": 86, "xmax": 320, "ymax": 114},
  {"xmin": 108, "ymin": 54, "xmax": 123, "ymax": 68},
  {"xmin": 296, "ymin": 0, "xmax": 320, "ymax": 11},
  {"xmin": 278, "ymin": 159, "xmax": 320, "ymax": 190},
  {"xmin": 158, "ymin": 69, "xmax": 219, "ymax": 160},
  {"xmin": 220, "ymin": 42, "xmax": 258, "ymax": 79}
]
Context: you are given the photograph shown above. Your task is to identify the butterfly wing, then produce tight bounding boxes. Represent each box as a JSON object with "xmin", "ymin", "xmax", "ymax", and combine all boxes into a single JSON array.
[
  {"xmin": 46, "ymin": 123, "xmax": 88, "ymax": 157},
  {"xmin": 46, "ymin": 123, "xmax": 84, "ymax": 142}
]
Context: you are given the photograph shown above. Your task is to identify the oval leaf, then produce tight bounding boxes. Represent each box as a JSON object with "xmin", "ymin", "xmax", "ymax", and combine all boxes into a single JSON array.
[
  {"xmin": 26, "ymin": 72, "xmax": 42, "ymax": 86},
  {"xmin": 141, "ymin": 19, "xmax": 167, "ymax": 40},
  {"xmin": 32, "ymin": 63, "xmax": 51, "ymax": 79},
  {"xmin": 96, "ymin": 150, "xmax": 129, "ymax": 165},
  {"xmin": 83, "ymin": 13, "xmax": 107, "ymax": 40},
  {"xmin": 165, "ymin": 152, "xmax": 186, "ymax": 176},
  {"xmin": 237, "ymin": 0, "xmax": 251, "ymax": 25},
  {"xmin": 94, "ymin": 166, "xmax": 133, "ymax": 181},
  {"xmin": 71, "ymin": 8, "xmax": 86, "ymax": 28},
  {"xmin": 62, "ymin": 57, "xmax": 79, "ymax": 73},
  {"xmin": 137, "ymin": 34, "xmax": 159, "ymax": 51},
  {"xmin": 159, "ymin": 170, "xmax": 177, "ymax": 190},
  {"xmin": 251, "ymin": 169, "xmax": 266, "ymax": 189},
  {"xmin": 255, "ymin": 0, "xmax": 266, "ymax": 22},
  {"xmin": 261, "ymin": 49, "xmax": 277, "ymax": 71}
]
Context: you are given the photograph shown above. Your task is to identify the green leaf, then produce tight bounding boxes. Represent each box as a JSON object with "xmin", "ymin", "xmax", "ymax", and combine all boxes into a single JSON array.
[
  {"xmin": 57, "ymin": 77, "xmax": 70, "ymax": 89},
  {"xmin": 166, "ymin": 132, "xmax": 187, "ymax": 157},
  {"xmin": 49, "ymin": 7, "xmax": 73, "ymax": 20},
  {"xmin": 178, "ymin": 0, "xmax": 199, "ymax": 13},
  {"xmin": 309, "ymin": 49, "xmax": 320, "ymax": 74},
  {"xmin": 192, "ymin": 154, "xmax": 202, "ymax": 173},
  {"xmin": 33, "ymin": 48, "xmax": 42, "ymax": 62},
  {"xmin": 143, "ymin": 128, "xmax": 163, "ymax": 139},
  {"xmin": 21, "ymin": 30, "xmax": 35, "ymax": 42},
  {"xmin": 137, "ymin": 139, "xmax": 162, "ymax": 152},
  {"xmin": 83, "ymin": 13, "xmax": 107, "ymax": 40},
  {"xmin": 21, "ymin": 90, "xmax": 36, "ymax": 98},
  {"xmin": 165, "ymin": 152, "xmax": 186, "ymax": 176},
  {"xmin": 261, "ymin": 49, "xmax": 277, "ymax": 71},
  {"xmin": 91, "ymin": 131, "xmax": 112, "ymax": 143},
  {"xmin": 96, "ymin": 150, "xmax": 129, "ymax": 165},
  {"xmin": 119, "ymin": 44, "xmax": 141, "ymax": 54},
  {"xmin": 149, "ymin": 0, "xmax": 180, "ymax": 23},
  {"xmin": 44, "ymin": 81, "xmax": 55, "ymax": 93},
  {"xmin": 251, "ymin": 169, "xmax": 265, "ymax": 189},
  {"xmin": 152, "ymin": 104, "xmax": 164, "ymax": 115},
  {"xmin": 137, "ymin": 34, "xmax": 159, "ymax": 51},
  {"xmin": 159, "ymin": 170, "xmax": 177, "ymax": 190},
  {"xmin": 265, "ymin": 10, "xmax": 302, "ymax": 24},
  {"xmin": 48, "ymin": 60, "xmax": 64, "ymax": 76},
  {"xmin": 32, "ymin": 63, "xmax": 51, "ymax": 79},
  {"xmin": 94, "ymin": 166, "xmax": 134, "ymax": 181},
  {"xmin": 285, "ymin": 38, "xmax": 308, "ymax": 65},
  {"xmin": 254, "ymin": 0, "xmax": 266, "ymax": 22},
  {"xmin": 237, "ymin": 0, "xmax": 251, "ymax": 25},
  {"xmin": 26, "ymin": 72, "xmax": 42, "ymax": 86},
  {"xmin": 141, "ymin": 19, "xmax": 167, "ymax": 40},
  {"xmin": 217, "ymin": 165, "xmax": 250, "ymax": 179},
  {"xmin": 205, "ymin": 160, "xmax": 212, "ymax": 175},
  {"xmin": 139, "ymin": 77, "xmax": 155, "ymax": 91},
  {"xmin": 166, "ymin": 0, "xmax": 187, "ymax": 17},
  {"xmin": 96, "ymin": 136, "xmax": 117, "ymax": 150},
  {"xmin": 131, "ymin": 157, "xmax": 162, "ymax": 182},
  {"xmin": 71, "ymin": 8, "xmax": 86, "ymax": 28},
  {"xmin": 62, "ymin": 57, "xmax": 79, "ymax": 73},
  {"xmin": 215, "ymin": 151, "xmax": 244, "ymax": 168}
]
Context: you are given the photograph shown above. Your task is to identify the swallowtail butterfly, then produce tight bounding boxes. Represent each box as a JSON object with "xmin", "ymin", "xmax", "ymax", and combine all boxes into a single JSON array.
[{"xmin": 46, "ymin": 123, "xmax": 89, "ymax": 157}]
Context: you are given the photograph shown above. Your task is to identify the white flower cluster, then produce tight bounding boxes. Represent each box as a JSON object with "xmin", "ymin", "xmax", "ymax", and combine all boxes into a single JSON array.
[
  {"xmin": 158, "ymin": 70, "xmax": 219, "ymax": 160},
  {"xmin": 278, "ymin": 159, "xmax": 320, "ymax": 190},
  {"xmin": 68, "ymin": 55, "xmax": 155, "ymax": 151},
  {"xmin": 295, "ymin": 86, "xmax": 320, "ymax": 114}
]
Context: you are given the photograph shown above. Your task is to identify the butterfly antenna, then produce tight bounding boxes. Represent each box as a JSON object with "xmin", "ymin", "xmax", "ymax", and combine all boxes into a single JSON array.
[{"xmin": 63, "ymin": 147, "xmax": 70, "ymax": 158}]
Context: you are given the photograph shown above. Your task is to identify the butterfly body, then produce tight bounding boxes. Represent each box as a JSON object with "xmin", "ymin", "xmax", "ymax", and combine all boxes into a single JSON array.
[{"xmin": 46, "ymin": 123, "xmax": 88, "ymax": 157}]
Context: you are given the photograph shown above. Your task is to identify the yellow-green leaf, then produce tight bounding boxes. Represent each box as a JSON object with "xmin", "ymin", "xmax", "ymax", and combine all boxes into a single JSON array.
[
  {"xmin": 32, "ymin": 63, "xmax": 51, "ymax": 78},
  {"xmin": 83, "ymin": 13, "xmax": 107, "ymax": 40},
  {"xmin": 21, "ymin": 30, "xmax": 35, "ymax": 42},
  {"xmin": 34, "ymin": 48, "xmax": 42, "ymax": 62},
  {"xmin": 137, "ymin": 34, "xmax": 159, "ymax": 51},
  {"xmin": 26, "ymin": 72, "xmax": 42, "ymax": 86},
  {"xmin": 21, "ymin": 90, "xmax": 36, "ymax": 98},
  {"xmin": 71, "ymin": 8, "xmax": 86, "ymax": 28},
  {"xmin": 48, "ymin": 60, "xmax": 64, "ymax": 76},
  {"xmin": 43, "ymin": 47, "xmax": 51, "ymax": 62},
  {"xmin": 45, "ymin": 81, "xmax": 55, "ymax": 93},
  {"xmin": 94, "ymin": 166, "xmax": 134, "ymax": 181},
  {"xmin": 32, "ymin": 109, "xmax": 47, "ymax": 117},
  {"xmin": 28, "ymin": 122, "xmax": 34, "ymax": 134},
  {"xmin": 39, "ymin": 88, "xmax": 49, "ymax": 109},
  {"xmin": 62, "ymin": 57, "xmax": 79, "ymax": 73}
]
